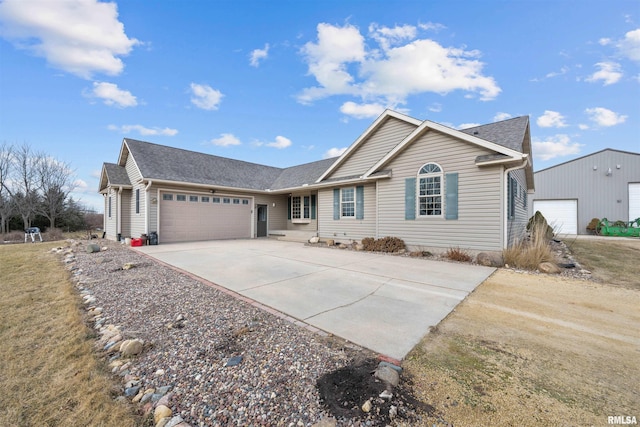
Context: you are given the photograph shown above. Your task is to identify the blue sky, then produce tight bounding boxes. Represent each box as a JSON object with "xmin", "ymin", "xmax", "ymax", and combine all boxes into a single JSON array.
[{"xmin": 1, "ymin": 0, "xmax": 638, "ymax": 212}]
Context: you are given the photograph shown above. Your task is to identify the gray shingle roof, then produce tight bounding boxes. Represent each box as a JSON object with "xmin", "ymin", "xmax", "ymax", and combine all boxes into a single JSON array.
[
  {"xmin": 270, "ymin": 157, "xmax": 338, "ymax": 190},
  {"xmin": 460, "ymin": 116, "xmax": 529, "ymax": 152},
  {"xmin": 123, "ymin": 138, "xmax": 336, "ymax": 191},
  {"xmin": 103, "ymin": 162, "xmax": 131, "ymax": 186}
]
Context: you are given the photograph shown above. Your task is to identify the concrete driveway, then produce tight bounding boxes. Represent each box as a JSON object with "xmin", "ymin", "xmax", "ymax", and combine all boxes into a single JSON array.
[{"xmin": 136, "ymin": 239, "xmax": 495, "ymax": 360}]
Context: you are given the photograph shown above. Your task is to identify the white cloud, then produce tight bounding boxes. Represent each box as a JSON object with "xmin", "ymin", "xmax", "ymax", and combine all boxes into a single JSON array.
[
  {"xmin": 72, "ymin": 178, "xmax": 89, "ymax": 193},
  {"xmin": 545, "ymin": 66, "xmax": 569, "ymax": 78},
  {"xmin": 428, "ymin": 103, "xmax": 442, "ymax": 113},
  {"xmin": 585, "ymin": 107, "xmax": 627, "ymax": 127},
  {"xmin": 617, "ymin": 28, "xmax": 640, "ymax": 62},
  {"xmin": 249, "ymin": 43, "xmax": 269, "ymax": 67},
  {"xmin": 418, "ymin": 22, "xmax": 446, "ymax": 32},
  {"xmin": 537, "ymin": 110, "xmax": 568, "ymax": 128},
  {"xmin": 108, "ymin": 124, "xmax": 178, "ymax": 136},
  {"xmin": 340, "ymin": 101, "xmax": 385, "ymax": 119},
  {"xmin": 0, "ymin": 0, "xmax": 139, "ymax": 79},
  {"xmin": 586, "ymin": 62, "xmax": 622, "ymax": 85},
  {"xmin": 599, "ymin": 37, "xmax": 612, "ymax": 46},
  {"xmin": 578, "ymin": 123, "xmax": 589, "ymax": 130},
  {"xmin": 494, "ymin": 112, "xmax": 512, "ymax": 121},
  {"xmin": 208, "ymin": 133, "xmax": 241, "ymax": 147},
  {"xmin": 532, "ymin": 134, "xmax": 583, "ymax": 161},
  {"xmin": 324, "ymin": 147, "xmax": 347, "ymax": 158},
  {"xmin": 190, "ymin": 83, "xmax": 223, "ymax": 110},
  {"xmin": 369, "ymin": 23, "xmax": 417, "ymax": 51},
  {"xmin": 89, "ymin": 81, "xmax": 137, "ymax": 107},
  {"xmin": 257, "ymin": 136, "xmax": 292, "ymax": 149},
  {"xmin": 298, "ymin": 22, "xmax": 500, "ymax": 107}
]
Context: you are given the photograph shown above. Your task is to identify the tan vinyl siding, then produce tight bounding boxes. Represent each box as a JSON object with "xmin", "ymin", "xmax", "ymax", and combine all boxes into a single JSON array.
[
  {"xmin": 148, "ymin": 185, "xmax": 160, "ymax": 235},
  {"xmin": 125, "ymin": 156, "xmax": 145, "ymax": 237},
  {"xmin": 253, "ymin": 194, "xmax": 288, "ymax": 236},
  {"xmin": 378, "ymin": 130, "xmax": 504, "ymax": 252},
  {"xmin": 318, "ymin": 184, "xmax": 376, "ymax": 242},
  {"xmin": 104, "ymin": 189, "xmax": 117, "ymax": 239},
  {"xmin": 507, "ymin": 168, "xmax": 528, "ymax": 246},
  {"xmin": 327, "ymin": 118, "xmax": 416, "ymax": 179},
  {"xmin": 120, "ymin": 190, "xmax": 131, "ymax": 238}
]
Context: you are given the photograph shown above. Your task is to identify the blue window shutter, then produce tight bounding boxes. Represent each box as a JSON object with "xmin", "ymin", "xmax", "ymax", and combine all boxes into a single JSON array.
[
  {"xmin": 287, "ymin": 196, "xmax": 291, "ymax": 220},
  {"xmin": 333, "ymin": 189, "xmax": 340, "ymax": 220},
  {"xmin": 356, "ymin": 186, "xmax": 364, "ymax": 219},
  {"xmin": 311, "ymin": 194, "xmax": 316, "ymax": 220},
  {"xmin": 445, "ymin": 173, "xmax": 458, "ymax": 220},
  {"xmin": 405, "ymin": 178, "xmax": 416, "ymax": 220}
]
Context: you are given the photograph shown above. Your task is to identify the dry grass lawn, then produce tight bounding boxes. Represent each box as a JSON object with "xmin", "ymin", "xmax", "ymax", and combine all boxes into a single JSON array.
[
  {"xmin": 403, "ymin": 238, "xmax": 640, "ymax": 427},
  {"xmin": 0, "ymin": 242, "xmax": 141, "ymax": 427}
]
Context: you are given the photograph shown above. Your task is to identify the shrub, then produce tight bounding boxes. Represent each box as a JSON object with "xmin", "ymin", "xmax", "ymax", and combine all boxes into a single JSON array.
[
  {"xmin": 444, "ymin": 247, "xmax": 472, "ymax": 262},
  {"xmin": 504, "ymin": 218, "xmax": 555, "ymax": 270},
  {"xmin": 361, "ymin": 236, "xmax": 406, "ymax": 253},
  {"xmin": 586, "ymin": 218, "xmax": 600, "ymax": 233}
]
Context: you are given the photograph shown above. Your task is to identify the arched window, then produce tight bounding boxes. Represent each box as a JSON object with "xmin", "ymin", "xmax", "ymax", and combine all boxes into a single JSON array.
[{"xmin": 417, "ymin": 162, "xmax": 443, "ymax": 216}]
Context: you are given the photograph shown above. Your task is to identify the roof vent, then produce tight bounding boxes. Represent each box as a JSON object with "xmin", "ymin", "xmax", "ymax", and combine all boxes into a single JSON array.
[{"xmin": 473, "ymin": 131, "xmax": 479, "ymax": 135}]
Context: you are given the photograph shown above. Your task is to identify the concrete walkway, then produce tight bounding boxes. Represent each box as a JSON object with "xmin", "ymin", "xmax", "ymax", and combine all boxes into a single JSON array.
[{"xmin": 136, "ymin": 239, "xmax": 495, "ymax": 360}]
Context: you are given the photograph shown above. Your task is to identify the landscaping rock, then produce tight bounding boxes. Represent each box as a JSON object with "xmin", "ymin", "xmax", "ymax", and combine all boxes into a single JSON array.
[
  {"xmin": 311, "ymin": 418, "xmax": 337, "ymax": 427},
  {"xmin": 476, "ymin": 252, "xmax": 504, "ymax": 267},
  {"xmin": 86, "ymin": 244, "xmax": 100, "ymax": 253},
  {"xmin": 154, "ymin": 405, "xmax": 172, "ymax": 424},
  {"xmin": 374, "ymin": 365, "xmax": 400, "ymax": 387},
  {"xmin": 309, "ymin": 236, "xmax": 320, "ymax": 244},
  {"xmin": 120, "ymin": 339, "xmax": 144, "ymax": 356},
  {"xmin": 326, "ymin": 239, "xmax": 335, "ymax": 246},
  {"xmin": 538, "ymin": 262, "xmax": 561, "ymax": 274}
]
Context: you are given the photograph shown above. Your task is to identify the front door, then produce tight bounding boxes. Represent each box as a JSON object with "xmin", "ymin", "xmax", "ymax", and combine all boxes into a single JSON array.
[{"xmin": 257, "ymin": 204, "xmax": 267, "ymax": 237}]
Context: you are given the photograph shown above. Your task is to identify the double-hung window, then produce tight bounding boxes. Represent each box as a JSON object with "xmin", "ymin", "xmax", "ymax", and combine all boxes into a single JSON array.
[
  {"xmin": 341, "ymin": 188, "xmax": 355, "ymax": 218},
  {"xmin": 418, "ymin": 163, "xmax": 442, "ymax": 217}
]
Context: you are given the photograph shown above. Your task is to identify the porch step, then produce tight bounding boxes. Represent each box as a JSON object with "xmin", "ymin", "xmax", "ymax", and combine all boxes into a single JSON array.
[{"xmin": 268, "ymin": 230, "xmax": 316, "ymax": 243}]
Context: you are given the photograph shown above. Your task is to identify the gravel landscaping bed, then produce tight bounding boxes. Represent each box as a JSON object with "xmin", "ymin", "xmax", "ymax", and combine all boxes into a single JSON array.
[{"xmin": 61, "ymin": 239, "xmax": 428, "ymax": 427}]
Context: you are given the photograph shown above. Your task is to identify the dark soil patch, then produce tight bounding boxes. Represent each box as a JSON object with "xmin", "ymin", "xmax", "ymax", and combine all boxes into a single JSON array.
[{"xmin": 316, "ymin": 358, "xmax": 435, "ymax": 425}]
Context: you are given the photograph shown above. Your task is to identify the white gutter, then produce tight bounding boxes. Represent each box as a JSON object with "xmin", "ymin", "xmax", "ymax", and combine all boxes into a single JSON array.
[
  {"xmin": 503, "ymin": 158, "xmax": 529, "ymax": 249},
  {"xmin": 144, "ymin": 180, "xmax": 153, "ymax": 234}
]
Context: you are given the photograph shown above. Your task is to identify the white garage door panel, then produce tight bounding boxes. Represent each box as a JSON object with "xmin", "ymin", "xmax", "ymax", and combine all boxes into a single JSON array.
[
  {"xmin": 160, "ymin": 193, "xmax": 251, "ymax": 243},
  {"xmin": 630, "ymin": 183, "xmax": 640, "ymax": 221},
  {"xmin": 533, "ymin": 200, "xmax": 577, "ymax": 235}
]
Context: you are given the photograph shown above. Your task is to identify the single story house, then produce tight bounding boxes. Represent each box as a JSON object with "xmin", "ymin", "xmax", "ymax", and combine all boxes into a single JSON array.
[
  {"xmin": 530, "ymin": 149, "xmax": 640, "ymax": 235},
  {"xmin": 99, "ymin": 109, "xmax": 534, "ymax": 252}
]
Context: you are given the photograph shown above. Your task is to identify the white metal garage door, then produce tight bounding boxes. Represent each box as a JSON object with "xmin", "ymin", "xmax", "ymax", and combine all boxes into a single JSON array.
[
  {"xmin": 533, "ymin": 200, "xmax": 578, "ymax": 235},
  {"xmin": 630, "ymin": 183, "xmax": 640, "ymax": 221},
  {"xmin": 160, "ymin": 192, "xmax": 251, "ymax": 243}
]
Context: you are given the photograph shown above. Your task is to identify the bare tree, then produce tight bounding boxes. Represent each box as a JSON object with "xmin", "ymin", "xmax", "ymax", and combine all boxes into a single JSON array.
[
  {"xmin": 0, "ymin": 142, "xmax": 14, "ymax": 234},
  {"xmin": 10, "ymin": 143, "xmax": 42, "ymax": 230},
  {"xmin": 37, "ymin": 156, "xmax": 75, "ymax": 229}
]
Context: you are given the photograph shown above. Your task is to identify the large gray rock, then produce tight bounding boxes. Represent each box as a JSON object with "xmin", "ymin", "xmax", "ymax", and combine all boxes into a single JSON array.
[
  {"xmin": 86, "ymin": 244, "xmax": 100, "ymax": 253},
  {"xmin": 309, "ymin": 236, "xmax": 320, "ymax": 244},
  {"xmin": 476, "ymin": 252, "xmax": 504, "ymax": 267},
  {"xmin": 374, "ymin": 365, "xmax": 400, "ymax": 387}
]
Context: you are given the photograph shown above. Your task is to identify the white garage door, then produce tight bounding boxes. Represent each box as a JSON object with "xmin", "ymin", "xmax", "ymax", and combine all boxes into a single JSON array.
[
  {"xmin": 630, "ymin": 183, "xmax": 640, "ymax": 221},
  {"xmin": 533, "ymin": 200, "xmax": 578, "ymax": 235},
  {"xmin": 160, "ymin": 192, "xmax": 251, "ymax": 243}
]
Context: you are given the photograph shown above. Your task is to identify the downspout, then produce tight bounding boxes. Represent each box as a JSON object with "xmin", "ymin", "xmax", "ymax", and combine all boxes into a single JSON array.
[
  {"xmin": 117, "ymin": 186, "xmax": 123, "ymax": 240},
  {"xmin": 375, "ymin": 181, "xmax": 380, "ymax": 239},
  {"xmin": 503, "ymin": 157, "xmax": 529, "ymax": 249},
  {"xmin": 144, "ymin": 180, "xmax": 153, "ymax": 234}
]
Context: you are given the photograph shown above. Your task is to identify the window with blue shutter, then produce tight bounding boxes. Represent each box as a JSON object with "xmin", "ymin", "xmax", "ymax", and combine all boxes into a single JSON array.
[
  {"xmin": 405, "ymin": 178, "xmax": 416, "ymax": 220},
  {"xmin": 333, "ymin": 189, "xmax": 340, "ymax": 220},
  {"xmin": 356, "ymin": 186, "xmax": 364, "ymax": 219},
  {"xmin": 445, "ymin": 173, "xmax": 458, "ymax": 220}
]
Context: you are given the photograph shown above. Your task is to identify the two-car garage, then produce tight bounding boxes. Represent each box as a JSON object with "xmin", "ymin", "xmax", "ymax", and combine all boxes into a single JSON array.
[{"xmin": 159, "ymin": 191, "xmax": 252, "ymax": 243}]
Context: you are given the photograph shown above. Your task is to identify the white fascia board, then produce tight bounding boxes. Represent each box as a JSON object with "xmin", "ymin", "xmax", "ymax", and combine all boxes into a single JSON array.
[
  {"xmin": 315, "ymin": 109, "xmax": 421, "ymax": 183},
  {"xmin": 363, "ymin": 120, "xmax": 524, "ymax": 178}
]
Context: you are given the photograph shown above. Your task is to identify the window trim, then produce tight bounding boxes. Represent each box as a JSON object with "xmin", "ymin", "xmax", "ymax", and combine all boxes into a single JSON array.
[
  {"xmin": 291, "ymin": 194, "xmax": 312, "ymax": 223},
  {"xmin": 341, "ymin": 187, "xmax": 356, "ymax": 218},
  {"xmin": 417, "ymin": 162, "xmax": 443, "ymax": 218}
]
